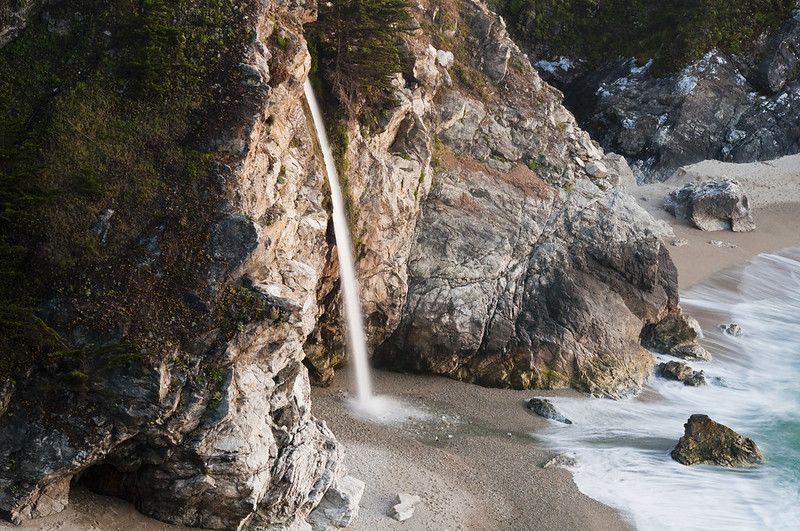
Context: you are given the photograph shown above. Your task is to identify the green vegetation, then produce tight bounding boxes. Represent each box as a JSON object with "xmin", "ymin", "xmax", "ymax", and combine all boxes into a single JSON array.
[
  {"xmin": 307, "ymin": 0, "xmax": 411, "ymax": 120},
  {"xmin": 0, "ymin": 0, "xmax": 255, "ymax": 379},
  {"xmin": 490, "ymin": 0, "xmax": 796, "ymax": 75}
]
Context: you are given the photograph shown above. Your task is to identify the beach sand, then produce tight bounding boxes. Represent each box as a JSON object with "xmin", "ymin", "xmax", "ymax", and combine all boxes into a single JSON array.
[{"xmin": 5, "ymin": 154, "xmax": 799, "ymax": 531}]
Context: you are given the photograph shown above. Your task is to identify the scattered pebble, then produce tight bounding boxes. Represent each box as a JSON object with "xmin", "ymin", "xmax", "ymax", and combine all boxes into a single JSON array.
[
  {"xmin": 709, "ymin": 240, "xmax": 737, "ymax": 248},
  {"xmin": 671, "ymin": 238, "xmax": 688, "ymax": 247}
]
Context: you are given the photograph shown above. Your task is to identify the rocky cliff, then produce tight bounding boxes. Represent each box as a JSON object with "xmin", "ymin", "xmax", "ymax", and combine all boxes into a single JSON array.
[
  {"xmin": 543, "ymin": 3, "xmax": 800, "ymax": 182},
  {"xmin": 1, "ymin": 0, "xmax": 702, "ymax": 528},
  {"xmin": 1, "ymin": 0, "xmax": 345, "ymax": 528}
]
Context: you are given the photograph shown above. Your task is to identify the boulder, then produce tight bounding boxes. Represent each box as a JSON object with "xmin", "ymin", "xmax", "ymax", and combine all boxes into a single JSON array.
[
  {"xmin": 671, "ymin": 414, "xmax": 765, "ymax": 467},
  {"xmin": 388, "ymin": 492, "xmax": 422, "ymax": 522},
  {"xmin": 664, "ymin": 179, "xmax": 755, "ymax": 232},
  {"xmin": 659, "ymin": 360, "xmax": 695, "ymax": 381},
  {"xmin": 307, "ymin": 476, "xmax": 365, "ymax": 530},
  {"xmin": 527, "ymin": 397, "xmax": 573, "ymax": 424},
  {"xmin": 640, "ymin": 314, "xmax": 712, "ymax": 361},
  {"xmin": 683, "ymin": 370, "xmax": 706, "ymax": 387},
  {"xmin": 721, "ymin": 323, "xmax": 744, "ymax": 337},
  {"xmin": 658, "ymin": 361, "xmax": 706, "ymax": 386},
  {"xmin": 543, "ymin": 454, "xmax": 578, "ymax": 469}
]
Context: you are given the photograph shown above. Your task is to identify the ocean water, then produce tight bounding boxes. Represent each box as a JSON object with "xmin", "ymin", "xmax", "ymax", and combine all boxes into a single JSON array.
[{"xmin": 535, "ymin": 248, "xmax": 800, "ymax": 530}]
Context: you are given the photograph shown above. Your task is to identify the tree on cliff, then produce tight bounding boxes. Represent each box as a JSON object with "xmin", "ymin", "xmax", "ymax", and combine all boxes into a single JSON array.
[{"xmin": 309, "ymin": 0, "xmax": 410, "ymax": 116}]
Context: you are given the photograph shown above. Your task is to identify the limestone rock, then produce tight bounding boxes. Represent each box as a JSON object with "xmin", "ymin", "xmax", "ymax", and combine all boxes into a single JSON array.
[
  {"xmin": 307, "ymin": 475, "xmax": 365, "ymax": 530},
  {"xmin": 671, "ymin": 414, "xmax": 765, "ymax": 467},
  {"xmin": 665, "ymin": 179, "xmax": 755, "ymax": 232},
  {"xmin": 527, "ymin": 398, "xmax": 572, "ymax": 424},
  {"xmin": 388, "ymin": 492, "xmax": 422, "ymax": 522}
]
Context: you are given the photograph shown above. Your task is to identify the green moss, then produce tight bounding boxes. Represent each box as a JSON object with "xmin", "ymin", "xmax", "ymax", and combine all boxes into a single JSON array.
[{"xmin": 0, "ymin": 0, "xmax": 256, "ymax": 378}]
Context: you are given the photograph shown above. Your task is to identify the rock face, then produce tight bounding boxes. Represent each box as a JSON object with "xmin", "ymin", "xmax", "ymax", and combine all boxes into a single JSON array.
[
  {"xmin": 370, "ymin": 0, "xmax": 701, "ymax": 399},
  {"xmin": 1, "ymin": 0, "xmax": 712, "ymax": 527},
  {"xmin": 671, "ymin": 414, "xmax": 765, "ymax": 467},
  {"xmin": 665, "ymin": 179, "xmax": 756, "ymax": 232},
  {"xmin": 527, "ymin": 398, "xmax": 573, "ymax": 424},
  {"xmin": 566, "ymin": 43, "xmax": 800, "ymax": 182},
  {"xmin": 0, "ymin": 1, "xmax": 346, "ymax": 529}
]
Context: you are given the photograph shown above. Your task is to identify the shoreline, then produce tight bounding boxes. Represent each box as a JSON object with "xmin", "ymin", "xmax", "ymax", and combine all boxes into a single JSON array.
[
  {"xmin": 6, "ymin": 156, "xmax": 798, "ymax": 530},
  {"xmin": 311, "ymin": 369, "xmax": 634, "ymax": 531}
]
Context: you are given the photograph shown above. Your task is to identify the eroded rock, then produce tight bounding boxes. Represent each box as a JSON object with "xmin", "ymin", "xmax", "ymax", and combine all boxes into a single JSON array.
[
  {"xmin": 665, "ymin": 179, "xmax": 755, "ymax": 232},
  {"xmin": 527, "ymin": 397, "xmax": 573, "ymax": 424},
  {"xmin": 388, "ymin": 492, "xmax": 422, "ymax": 522},
  {"xmin": 671, "ymin": 414, "xmax": 765, "ymax": 467}
]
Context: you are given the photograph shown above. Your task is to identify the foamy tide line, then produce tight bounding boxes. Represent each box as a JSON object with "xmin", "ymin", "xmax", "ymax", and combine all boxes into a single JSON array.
[{"xmin": 535, "ymin": 248, "xmax": 800, "ymax": 530}]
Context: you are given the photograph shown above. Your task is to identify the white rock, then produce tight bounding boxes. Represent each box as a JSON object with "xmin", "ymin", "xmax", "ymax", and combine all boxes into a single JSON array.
[
  {"xmin": 307, "ymin": 476, "xmax": 365, "ymax": 530},
  {"xmin": 388, "ymin": 492, "xmax": 422, "ymax": 522}
]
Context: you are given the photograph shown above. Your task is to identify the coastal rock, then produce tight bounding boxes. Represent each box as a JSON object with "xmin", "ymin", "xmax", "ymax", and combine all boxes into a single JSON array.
[
  {"xmin": 0, "ymin": 2, "xmax": 344, "ymax": 528},
  {"xmin": 721, "ymin": 323, "xmax": 744, "ymax": 337},
  {"xmin": 307, "ymin": 475, "xmax": 365, "ymax": 530},
  {"xmin": 527, "ymin": 398, "xmax": 573, "ymax": 424},
  {"xmin": 543, "ymin": 454, "xmax": 578, "ymax": 469},
  {"xmin": 664, "ymin": 179, "xmax": 755, "ymax": 232},
  {"xmin": 683, "ymin": 370, "xmax": 706, "ymax": 387},
  {"xmin": 659, "ymin": 360, "xmax": 695, "ymax": 381},
  {"xmin": 659, "ymin": 361, "xmax": 706, "ymax": 386},
  {"xmin": 388, "ymin": 492, "xmax": 422, "ymax": 522},
  {"xmin": 671, "ymin": 414, "xmax": 765, "ymax": 467},
  {"xmin": 755, "ymin": 11, "xmax": 800, "ymax": 94},
  {"xmin": 640, "ymin": 314, "xmax": 712, "ymax": 361},
  {"xmin": 566, "ymin": 49, "xmax": 800, "ymax": 182}
]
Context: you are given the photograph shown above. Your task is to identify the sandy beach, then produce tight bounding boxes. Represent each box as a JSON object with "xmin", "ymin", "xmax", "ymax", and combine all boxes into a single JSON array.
[{"xmin": 5, "ymin": 154, "xmax": 799, "ymax": 531}]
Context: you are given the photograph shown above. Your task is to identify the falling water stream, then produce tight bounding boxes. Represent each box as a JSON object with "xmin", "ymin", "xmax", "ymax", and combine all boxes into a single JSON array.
[{"xmin": 303, "ymin": 79, "xmax": 374, "ymax": 405}]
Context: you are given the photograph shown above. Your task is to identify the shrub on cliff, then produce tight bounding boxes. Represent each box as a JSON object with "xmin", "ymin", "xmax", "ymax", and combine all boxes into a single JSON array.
[{"xmin": 307, "ymin": 0, "xmax": 410, "ymax": 118}]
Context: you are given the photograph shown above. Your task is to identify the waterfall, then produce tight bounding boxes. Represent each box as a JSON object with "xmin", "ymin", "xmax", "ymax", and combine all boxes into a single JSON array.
[{"xmin": 303, "ymin": 79, "xmax": 373, "ymax": 404}]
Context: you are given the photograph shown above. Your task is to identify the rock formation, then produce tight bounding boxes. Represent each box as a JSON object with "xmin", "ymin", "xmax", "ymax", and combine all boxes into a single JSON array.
[
  {"xmin": 527, "ymin": 398, "xmax": 573, "ymax": 424},
  {"xmin": 1, "ymin": 1, "xmax": 349, "ymax": 528},
  {"xmin": 564, "ymin": 16, "xmax": 800, "ymax": 182},
  {"xmin": 0, "ymin": 0, "xmax": 709, "ymax": 527},
  {"xmin": 665, "ymin": 179, "xmax": 756, "ymax": 232},
  {"xmin": 658, "ymin": 361, "xmax": 706, "ymax": 386},
  {"xmin": 671, "ymin": 414, "xmax": 765, "ymax": 467}
]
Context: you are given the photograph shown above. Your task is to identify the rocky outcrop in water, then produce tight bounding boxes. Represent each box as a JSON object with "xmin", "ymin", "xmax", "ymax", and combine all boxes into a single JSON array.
[
  {"xmin": 671, "ymin": 414, "xmax": 765, "ymax": 467},
  {"xmin": 665, "ymin": 179, "xmax": 756, "ymax": 232},
  {"xmin": 565, "ymin": 21, "xmax": 800, "ymax": 182},
  {"xmin": 659, "ymin": 361, "xmax": 706, "ymax": 386},
  {"xmin": 527, "ymin": 398, "xmax": 573, "ymax": 424}
]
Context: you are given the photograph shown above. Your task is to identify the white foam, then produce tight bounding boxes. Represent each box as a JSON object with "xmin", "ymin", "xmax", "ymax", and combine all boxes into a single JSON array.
[{"xmin": 536, "ymin": 248, "xmax": 800, "ymax": 531}]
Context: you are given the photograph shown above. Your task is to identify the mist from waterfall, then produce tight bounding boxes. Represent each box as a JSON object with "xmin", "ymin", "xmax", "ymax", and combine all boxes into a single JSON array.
[{"xmin": 303, "ymin": 79, "xmax": 373, "ymax": 404}]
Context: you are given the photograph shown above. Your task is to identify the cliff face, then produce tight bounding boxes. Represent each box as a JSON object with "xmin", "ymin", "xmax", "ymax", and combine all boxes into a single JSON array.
[
  {"xmin": 1, "ymin": 0, "xmax": 703, "ymax": 528},
  {"xmin": 1, "ymin": 1, "xmax": 344, "ymax": 528},
  {"xmin": 358, "ymin": 0, "xmax": 678, "ymax": 397}
]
